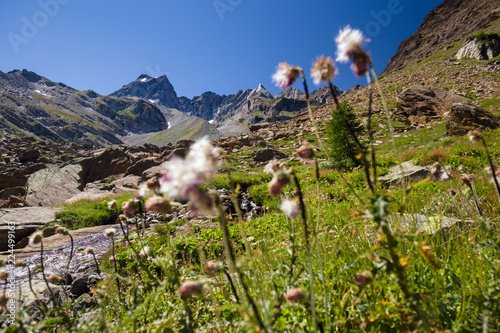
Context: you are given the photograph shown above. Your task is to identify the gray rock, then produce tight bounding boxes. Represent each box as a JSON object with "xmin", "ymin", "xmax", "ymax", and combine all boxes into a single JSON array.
[
  {"xmin": 252, "ymin": 148, "xmax": 287, "ymax": 162},
  {"xmin": 446, "ymin": 103, "xmax": 500, "ymax": 136},
  {"xmin": 70, "ymin": 274, "xmax": 101, "ymax": 297},
  {"xmin": 0, "ymin": 207, "xmax": 59, "ymax": 251},
  {"xmin": 378, "ymin": 161, "xmax": 430, "ymax": 188},
  {"xmin": 456, "ymin": 36, "xmax": 500, "ymax": 60},
  {"xmin": 125, "ymin": 157, "xmax": 161, "ymax": 176},
  {"xmin": 25, "ymin": 164, "xmax": 82, "ymax": 207}
]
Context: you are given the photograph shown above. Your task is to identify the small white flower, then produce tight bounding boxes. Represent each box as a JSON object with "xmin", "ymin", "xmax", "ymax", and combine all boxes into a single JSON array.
[{"xmin": 280, "ymin": 198, "xmax": 300, "ymax": 218}]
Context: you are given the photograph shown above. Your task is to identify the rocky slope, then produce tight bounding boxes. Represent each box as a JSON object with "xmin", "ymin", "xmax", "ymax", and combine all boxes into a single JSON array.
[
  {"xmin": 0, "ymin": 70, "xmax": 218, "ymax": 146},
  {"xmin": 382, "ymin": 0, "xmax": 500, "ymax": 76}
]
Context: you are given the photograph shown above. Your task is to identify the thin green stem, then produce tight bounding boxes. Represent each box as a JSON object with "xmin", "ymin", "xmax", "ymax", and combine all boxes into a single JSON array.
[
  {"xmin": 481, "ymin": 137, "xmax": 500, "ymax": 203},
  {"xmin": 291, "ymin": 171, "xmax": 319, "ymax": 333}
]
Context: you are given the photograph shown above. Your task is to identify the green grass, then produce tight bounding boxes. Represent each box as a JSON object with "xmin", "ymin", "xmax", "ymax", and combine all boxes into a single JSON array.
[{"xmin": 54, "ymin": 192, "xmax": 135, "ymax": 229}]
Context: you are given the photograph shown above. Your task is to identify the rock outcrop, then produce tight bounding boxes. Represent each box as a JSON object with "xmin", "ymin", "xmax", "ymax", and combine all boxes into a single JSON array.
[
  {"xmin": 382, "ymin": 0, "xmax": 500, "ymax": 76},
  {"xmin": 446, "ymin": 103, "xmax": 500, "ymax": 136},
  {"xmin": 456, "ymin": 36, "xmax": 500, "ymax": 60},
  {"xmin": 396, "ymin": 86, "xmax": 468, "ymax": 126},
  {"xmin": 25, "ymin": 165, "xmax": 83, "ymax": 207}
]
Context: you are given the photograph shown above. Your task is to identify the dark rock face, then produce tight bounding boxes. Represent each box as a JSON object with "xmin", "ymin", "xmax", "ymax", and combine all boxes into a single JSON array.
[
  {"xmin": 446, "ymin": 103, "xmax": 500, "ymax": 136},
  {"xmin": 382, "ymin": 0, "xmax": 500, "ymax": 76},
  {"xmin": 252, "ymin": 148, "xmax": 287, "ymax": 162},
  {"xmin": 396, "ymin": 85, "xmax": 468, "ymax": 126},
  {"xmin": 309, "ymin": 86, "xmax": 341, "ymax": 104},
  {"xmin": 70, "ymin": 274, "xmax": 101, "ymax": 297},
  {"xmin": 111, "ymin": 74, "xmax": 182, "ymax": 110},
  {"xmin": 77, "ymin": 148, "xmax": 132, "ymax": 186},
  {"xmin": 125, "ymin": 157, "xmax": 161, "ymax": 176}
]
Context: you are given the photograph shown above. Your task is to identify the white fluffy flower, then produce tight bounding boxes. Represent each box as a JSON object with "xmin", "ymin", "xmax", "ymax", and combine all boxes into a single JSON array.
[
  {"xmin": 272, "ymin": 62, "xmax": 302, "ymax": 89},
  {"xmin": 335, "ymin": 26, "xmax": 371, "ymax": 77},
  {"xmin": 160, "ymin": 137, "xmax": 220, "ymax": 200},
  {"xmin": 280, "ymin": 198, "xmax": 300, "ymax": 218},
  {"xmin": 311, "ymin": 56, "xmax": 337, "ymax": 85}
]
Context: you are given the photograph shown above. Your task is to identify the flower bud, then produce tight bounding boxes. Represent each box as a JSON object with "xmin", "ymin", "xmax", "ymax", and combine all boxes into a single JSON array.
[
  {"xmin": 204, "ymin": 261, "xmax": 224, "ymax": 275},
  {"xmin": 268, "ymin": 171, "xmax": 290, "ymax": 197},
  {"xmin": 84, "ymin": 247, "xmax": 94, "ymax": 255},
  {"xmin": 296, "ymin": 143, "xmax": 314, "ymax": 162},
  {"xmin": 468, "ymin": 129, "xmax": 483, "ymax": 143},
  {"xmin": 178, "ymin": 280, "xmax": 204, "ymax": 299},
  {"xmin": 108, "ymin": 200, "xmax": 117, "ymax": 211},
  {"xmin": 285, "ymin": 288, "xmax": 306, "ymax": 303},
  {"xmin": 29, "ymin": 232, "xmax": 43, "ymax": 246},
  {"xmin": 48, "ymin": 273, "xmax": 62, "ymax": 285},
  {"xmin": 354, "ymin": 272, "xmax": 372, "ymax": 287},
  {"xmin": 0, "ymin": 270, "xmax": 8, "ymax": 281},
  {"xmin": 122, "ymin": 200, "xmax": 137, "ymax": 216},
  {"xmin": 55, "ymin": 226, "xmax": 69, "ymax": 236},
  {"xmin": 104, "ymin": 228, "xmax": 116, "ymax": 238}
]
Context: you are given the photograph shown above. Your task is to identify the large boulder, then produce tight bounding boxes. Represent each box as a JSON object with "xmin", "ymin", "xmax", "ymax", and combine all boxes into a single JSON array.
[
  {"xmin": 77, "ymin": 148, "xmax": 132, "ymax": 185},
  {"xmin": 378, "ymin": 161, "xmax": 430, "ymax": 188},
  {"xmin": 125, "ymin": 157, "xmax": 161, "ymax": 176},
  {"xmin": 252, "ymin": 148, "xmax": 287, "ymax": 162},
  {"xmin": 25, "ymin": 164, "xmax": 82, "ymax": 207},
  {"xmin": 0, "ymin": 170, "xmax": 27, "ymax": 190},
  {"xmin": 446, "ymin": 103, "xmax": 500, "ymax": 136},
  {"xmin": 0, "ymin": 207, "xmax": 59, "ymax": 251},
  {"xmin": 396, "ymin": 86, "xmax": 468, "ymax": 126}
]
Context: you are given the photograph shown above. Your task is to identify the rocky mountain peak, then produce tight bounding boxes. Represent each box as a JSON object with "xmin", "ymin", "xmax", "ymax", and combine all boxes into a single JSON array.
[{"xmin": 110, "ymin": 74, "xmax": 182, "ymax": 109}]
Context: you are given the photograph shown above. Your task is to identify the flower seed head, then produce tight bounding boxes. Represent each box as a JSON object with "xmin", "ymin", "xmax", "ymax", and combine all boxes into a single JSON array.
[
  {"xmin": 204, "ymin": 261, "xmax": 224, "ymax": 275},
  {"xmin": 29, "ymin": 232, "xmax": 43, "ymax": 246},
  {"xmin": 285, "ymin": 287, "xmax": 306, "ymax": 303},
  {"xmin": 146, "ymin": 177, "xmax": 161, "ymax": 194},
  {"xmin": 468, "ymin": 129, "xmax": 483, "ymax": 143},
  {"xmin": 0, "ymin": 259, "xmax": 5, "ymax": 267},
  {"xmin": 108, "ymin": 200, "xmax": 117, "ymax": 211},
  {"xmin": 55, "ymin": 226, "xmax": 69, "ymax": 236},
  {"xmin": 311, "ymin": 56, "xmax": 337, "ymax": 85},
  {"xmin": 0, "ymin": 270, "xmax": 8, "ymax": 281},
  {"xmin": 296, "ymin": 143, "xmax": 314, "ymax": 162},
  {"xmin": 122, "ymin": 201, "xmax": 136, "ymax": 216},
  {"xmin": 84, "ymin": 247, "xmax": 94, "ymax": 255},
  {"xmin": 178, "ymin": 280, "xmax": 204, "ymax": 299},
  {"xmin": 268, "ymin": 171, "xmax": 290, "ymax": 197},
  {"xmin": 431, "ymin": 165, "xmax": 442, "ymax": 179},
  {"xmin": 48, "ymin": 273, "xmax": 62, "ymax": 285},
  {"xmin": 335, "ymin": 26, "xmax": 371, "ymax": 77},
  {"xmin": 104, "ymin": 228, "xmax": 116, "ymax": 238},
  {"xmin": 280, "ymin": 198, "xmax": 301, "ymax": 218},
  {"xmin": 272, "ymin": 62, "xmax": 302, "ymax": 89},
  {"xmin": 119, "ymin": 214, "xmax": 128, "ymax": 222}
]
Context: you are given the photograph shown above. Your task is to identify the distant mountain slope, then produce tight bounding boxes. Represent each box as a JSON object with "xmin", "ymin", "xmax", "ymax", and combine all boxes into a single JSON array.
[
  {"xmin": 0, "ymin": 70, "xmax": 218, "ymax": 146},
  {"xmin": 382, "ymin": 0, "xmax": 500, "ymax": 76}
]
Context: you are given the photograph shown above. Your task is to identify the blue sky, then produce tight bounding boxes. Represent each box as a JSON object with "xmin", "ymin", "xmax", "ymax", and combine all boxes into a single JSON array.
[{"xmin": 0, "ymin": 0, "xmax": 442, "ymax": 98}]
